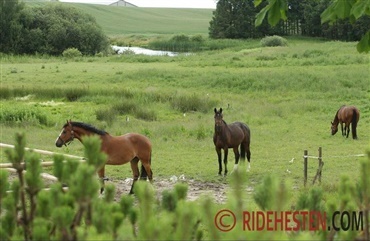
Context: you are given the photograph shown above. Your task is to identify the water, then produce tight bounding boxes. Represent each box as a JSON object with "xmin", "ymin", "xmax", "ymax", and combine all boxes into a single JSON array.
[{"xmin": 111, "ymin": 45, "xmax": 180, "ymax": 57}]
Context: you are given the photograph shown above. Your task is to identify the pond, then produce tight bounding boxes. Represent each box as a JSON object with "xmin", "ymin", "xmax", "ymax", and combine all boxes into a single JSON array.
[{"xmin": 111, "ymin": 45, "xmax": 180, "ymax": 57}]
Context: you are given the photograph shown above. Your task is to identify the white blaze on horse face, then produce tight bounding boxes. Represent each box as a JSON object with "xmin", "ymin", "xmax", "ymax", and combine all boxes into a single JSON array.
[{"xmin": 55, "ymin": 129, "xmax": 64, "ymax": 144}]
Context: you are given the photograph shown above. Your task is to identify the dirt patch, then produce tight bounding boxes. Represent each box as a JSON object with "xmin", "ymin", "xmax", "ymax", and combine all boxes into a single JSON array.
[
  {"xmin": 6, "ymin": 172, "xmax": 229, "ymax": 204},
  {"xmin": 113, "ymin": 177, "xmax": 228, "ymax": 204}
]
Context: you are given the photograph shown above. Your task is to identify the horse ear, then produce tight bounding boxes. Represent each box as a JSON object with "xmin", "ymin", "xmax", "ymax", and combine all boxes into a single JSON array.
[
  {"xmin": 214, "ymin": 108, "xmax": 217, "ymax": 113},
  {"xmin": 220, "ymin": 108, "xmax": 222, "ymax": 113}
]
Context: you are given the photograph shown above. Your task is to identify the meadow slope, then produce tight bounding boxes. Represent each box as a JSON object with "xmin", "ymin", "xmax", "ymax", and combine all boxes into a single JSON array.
[
  {"xmin": 27, "ymin": 2, "xmax": 214, "ymax": 35},
  {"xmin": 1, "ymin": 37, "xmax": 369, "ymax": 207}
]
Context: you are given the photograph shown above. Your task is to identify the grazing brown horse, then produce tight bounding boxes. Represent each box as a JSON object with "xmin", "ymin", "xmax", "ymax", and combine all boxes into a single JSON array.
[
  {"xmin": 55, "ymin": 120, "xmax": 153, "ymax": 194},
  {"xmin": 331, "ymin": 105, "xmax": 360, "ymax": 139},
  {"xmin": 213, "ymin": 108, "xmax": 251, "ymax": 176}
]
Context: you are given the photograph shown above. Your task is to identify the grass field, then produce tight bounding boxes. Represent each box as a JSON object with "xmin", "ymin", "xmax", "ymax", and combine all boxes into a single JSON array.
[
  {"xmin": 27, "ymin": 2, "xmax": 214, "ymax": 36},
  {"xmin": 1, "ymin": 35, "xmax": 369, "ymax": 207},
  {"xmin": 1, "ymin": 3, "xmax": 370, "ymax": 214}
]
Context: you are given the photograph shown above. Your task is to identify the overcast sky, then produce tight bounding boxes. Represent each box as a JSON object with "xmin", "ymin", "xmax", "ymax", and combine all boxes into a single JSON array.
[{"xmin": 59, "ymin": 0, "xmax": 217, "ymax": 9}]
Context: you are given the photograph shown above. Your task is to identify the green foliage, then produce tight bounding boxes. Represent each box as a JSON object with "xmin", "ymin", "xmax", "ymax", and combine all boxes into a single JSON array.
[
  {"xmin": 96, "ymin": 108, "xmax": 117, "ymax": 126},
  {"xmin": 254, "ymin": 0, "xmax": 287, "ymax": 26},
  {"xmin": 1, "ymin": 134, "xmax": 370, "ymax": 240},
  {"xmin": 148, "ymin": 34, "xmax": 205, "ymax": 52},
  {"xmin": 111, "ymin": 99, "xmax": 157, "ymax": 121},
  {"xmin": 260, "ymin": 35, "xmax": 288, "ymax": 47},
  {"xmin": 62, "ymin": 47, "xmax": 83, "ymax": 58},
  {"xmin": 210, "ymin": 0, "xmax": 273, "ymax": 39},
  {"xmin": 2, "ymin": 3, "xmax": 109, "ymax": 55},
  {"xmin": 0, "ymin": 105, "xmax": 48, "ymax": 126},
  {"xmin": 171, "ymin": 93, "xmax": 217, "ymax": 113},
  {"xmin": 0, "ymin": 0, "xmax": 24, "ymax": 53},
  {"xmin": 256, "ymin": 0, "xmax": 370, "ymax": 53}
]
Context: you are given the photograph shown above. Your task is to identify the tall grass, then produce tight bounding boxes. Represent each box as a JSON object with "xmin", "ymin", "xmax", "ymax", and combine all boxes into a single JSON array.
[{"xmin": 0, "ymin": 105, "xmax": 49, "ymax": 126}]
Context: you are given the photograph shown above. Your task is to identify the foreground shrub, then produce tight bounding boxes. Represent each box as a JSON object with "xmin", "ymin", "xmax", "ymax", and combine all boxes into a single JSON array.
[
  {"xmin": 260, "ymin": 35, "xmax": 288, "ymax": 47},
  {"xmin": 1, "ymin": 134, "xmax": 368, "ymax": 240}
]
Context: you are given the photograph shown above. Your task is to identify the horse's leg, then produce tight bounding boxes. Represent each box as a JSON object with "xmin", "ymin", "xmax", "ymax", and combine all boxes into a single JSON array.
[
  {"xmin": 346, "ymin": 123, "xmax": 350, "ymax": 138},
  {"xmin": 141, "ymin": 160, "xmax": 153, "ymax": 182},
  {"xmin": 139, "ymin": 152, "xmax": 152, "ymax": 181},
  {"xmin": 340, "ymin": 122, "xmax": 344, "ymax": 136},
  {"xmin": 216, "ymin": 147, "xmax": 222, "ymax": 175},
  {"xmin": 97, "ymin": 166, "xmax": 106, "ymax": 194},
  {"xmin": 246, "ymin": 143, "xmax": 251, "ymax": 172},
  {"xmin": 231, "ymin": 147, "xmax": 239, "ymax": 173},
  {"xmin": 129, "ymin": 159, "xmax": 140, "ymax": 194},
  {"xmin": 140, "ymin": 163, "xmax": 148, "ymax": 181},
  {"xmin": 223, "ymin": 148, "xmax": 228, "ymax": 176}
]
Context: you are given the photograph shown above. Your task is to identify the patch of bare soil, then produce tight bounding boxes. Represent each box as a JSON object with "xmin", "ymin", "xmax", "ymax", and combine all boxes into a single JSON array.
[
  {"xmin": 113, "ymin": 177, "xmax": 228, "ymax": 204},
  {"xmin": 7, "ymin": 172, "xmax": 229, "ymax": 204}
]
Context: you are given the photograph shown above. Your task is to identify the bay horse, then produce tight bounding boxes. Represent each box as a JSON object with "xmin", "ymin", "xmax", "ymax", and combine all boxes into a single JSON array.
[
  {"xmin": 331, "ymin": 105, "xmax": 360, "ymax": 139},
  {"xmin": 55, "ymin": 120, "xmax": 153, "ymax": 194},
  {"xmin": 213, "ymin": 108, "xmax": 251, "ymax": 176}
]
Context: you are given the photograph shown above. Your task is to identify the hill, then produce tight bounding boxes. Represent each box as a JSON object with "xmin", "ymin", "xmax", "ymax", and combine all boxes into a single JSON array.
[{"xmin": 27, "ymin": 2, "xmax": 214, "ymax": 36}]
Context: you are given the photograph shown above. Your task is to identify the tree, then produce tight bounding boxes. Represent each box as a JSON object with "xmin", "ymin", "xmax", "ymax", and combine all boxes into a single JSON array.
[
  {"xmin": 209, "ymin": 0, "xmax": 272, "ymax": 39},
  {"xmin": 1, "ymin": 3, "xmax": 109, "ymax": 55},
  {"xmin": 254, "ymin": 0, "xmax": 370, "ymax": 53},
  {"xmin": 19, "ymin": 4, "xmax": 109, "ymax": 55},
  {"xmin": 0, "ymin": 0, "xmax": 24, "ymax": 53}
]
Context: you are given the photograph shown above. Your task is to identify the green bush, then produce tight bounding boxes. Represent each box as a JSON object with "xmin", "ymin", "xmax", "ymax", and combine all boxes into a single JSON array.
[
  {"xmin": 62, "ymin": 48, "xmax": 82, "ymax": 58},
  {"xmin": 148, "ymin": 34, "xmax": 205, "ymax": 52},
  {"xmin": 5, "ymin": 4, "xmax": 109, "ymax": 55},
  {"xmin": 0, "ymin": 106, "xmax": 48, "ymax": 126},
  {"xmin": 260, "ymin": 35, "xmax": 288, "ymax": 47}
]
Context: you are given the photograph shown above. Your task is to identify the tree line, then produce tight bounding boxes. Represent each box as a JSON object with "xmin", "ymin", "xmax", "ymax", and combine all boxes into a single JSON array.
[
  {"xmin": 0, "ymin": 0, "xmax": 109, "ymax": 55},
  {"xmin": 209, "ymin": 0, "xmax": 370, "ymax": 42}
]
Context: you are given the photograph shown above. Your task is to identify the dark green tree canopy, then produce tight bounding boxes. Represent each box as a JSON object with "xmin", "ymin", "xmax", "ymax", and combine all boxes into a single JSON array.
[
  {"xmin": 209, "ymin": 0, "xmax": 272, "ymax": 39},
  {"xmin": 0, "ymin": 1, "xmax": 109, "ymax": 55},
  {"xmin": 210, "ymin": 0, "xmax": 370, "ymax": 47}
]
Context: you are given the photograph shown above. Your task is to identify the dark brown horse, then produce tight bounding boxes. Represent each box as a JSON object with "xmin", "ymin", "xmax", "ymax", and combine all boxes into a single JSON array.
[
  {"xmin": 213, "ymin": 108, "xmax": 251, "ymax": 176},
  {"xmin": 331, "ymin": 105, "xmax": 360, "ymax": 139},
  {"xmin": 55, "ymin": 120, "xmax": 153, "ymax": 194}
]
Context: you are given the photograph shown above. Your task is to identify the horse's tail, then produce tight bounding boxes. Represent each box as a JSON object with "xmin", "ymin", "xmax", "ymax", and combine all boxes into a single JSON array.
[
  {"xmin": 140, "ymin": 151, "xmax": 152, "ymax": 179},
  {"xmin": 351, "ymin": 109, "xmax": 358, "ymax": 139},
  {"xmin": 240, "ymin": 143, "xmax": 245, "ymax": 160},
  {"xmin": 239, "ymin": 122, "xmax": 251, "ymax": 161}
]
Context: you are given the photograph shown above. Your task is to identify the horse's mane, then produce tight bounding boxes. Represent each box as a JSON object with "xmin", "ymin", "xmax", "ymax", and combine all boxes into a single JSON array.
[{"xmin": 66, "ymin": 122, "xmax": 107, "ymax": 135}]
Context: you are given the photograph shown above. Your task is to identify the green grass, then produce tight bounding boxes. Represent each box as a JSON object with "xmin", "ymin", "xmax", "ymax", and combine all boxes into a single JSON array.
[
  {"xmin": 26, "ymin": 2, "xmax": 213, "ymax": 36},
  {"xmin": 1, "ymin": 37, "xmax": 369, "ymax": 209}
]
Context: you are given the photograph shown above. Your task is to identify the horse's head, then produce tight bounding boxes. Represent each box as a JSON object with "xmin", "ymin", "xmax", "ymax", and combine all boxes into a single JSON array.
[
  {"xmin": 214, "ymin": 108, "xmax": 224, "ymax": 132},
  {"xmin": 331, "ymin": 121, "xmax": 338, "ymax": 135},
  {"xmin": 55, "ymin": 120, "xmax": 75, "ymax": 147}
]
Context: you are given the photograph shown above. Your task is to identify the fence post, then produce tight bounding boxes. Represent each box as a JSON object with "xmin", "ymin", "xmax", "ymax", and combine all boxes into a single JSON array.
[
  {"xmin": 318, "ymin": 147, "xmax": 322, "ymax": 183},
  {"xmin": 304, "ymin": 150, "xmax": 308, "ymax": 187}
]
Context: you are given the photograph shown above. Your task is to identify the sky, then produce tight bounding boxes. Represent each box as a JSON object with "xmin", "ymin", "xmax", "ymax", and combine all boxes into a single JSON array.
[{"xmin": 59, "ymin": 0, "xmax": 217, "ymax": 9}]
